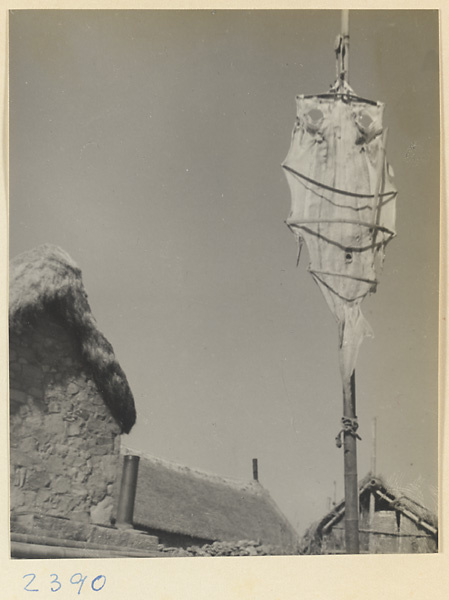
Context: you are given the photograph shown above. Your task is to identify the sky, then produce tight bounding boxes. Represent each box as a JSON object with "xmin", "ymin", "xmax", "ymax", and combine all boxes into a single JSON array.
[{"xmin": 9, "ymin": 9, "xmax": 439, "ymax": 537}]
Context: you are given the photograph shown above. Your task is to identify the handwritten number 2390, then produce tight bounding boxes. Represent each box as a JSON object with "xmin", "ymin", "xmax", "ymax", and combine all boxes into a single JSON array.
[{"xmin": 23, "ymin": 573, "xmax": 106, "ymax": 594}]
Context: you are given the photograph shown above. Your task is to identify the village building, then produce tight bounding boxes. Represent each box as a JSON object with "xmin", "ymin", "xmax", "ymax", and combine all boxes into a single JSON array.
[
  {"xmin": 299, "ymin": 474, "xmax": 438, "ymax": 555},
  {"xmin": 9, "ymin": 244, "xmax": 137, "ymax": 528},
  {"xmin": 113, "ymin": 452, "xmax": 300, "ymax": 554},
  {"xmin": 9, "ymin": 245, "xmax": 299, "ymax": 557},
  {"xmin": 9, "ymin": 245, "xmax": 161, "ymax": 557}
]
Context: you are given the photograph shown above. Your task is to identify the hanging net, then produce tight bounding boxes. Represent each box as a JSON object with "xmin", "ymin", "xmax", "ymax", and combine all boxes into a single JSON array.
[{"xmin": 282, "ymin": 80, "xmax": 397, "ymax": 382}]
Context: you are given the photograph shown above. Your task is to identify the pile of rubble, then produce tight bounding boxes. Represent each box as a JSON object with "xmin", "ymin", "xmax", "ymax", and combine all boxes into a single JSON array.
[{"xmin": 158, "ymin": 539, "xmax": 296, "ymax": 557}]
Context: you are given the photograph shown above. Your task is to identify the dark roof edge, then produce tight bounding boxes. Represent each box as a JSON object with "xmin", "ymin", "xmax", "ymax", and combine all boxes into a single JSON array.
[{"xmin": 9, "ymin": 244, "xmax": 137, "ymax": 433}]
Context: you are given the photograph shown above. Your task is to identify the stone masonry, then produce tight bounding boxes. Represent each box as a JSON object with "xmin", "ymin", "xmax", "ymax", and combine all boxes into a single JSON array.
[{"xmin": 10, "ymin": 312, "xmax": 122, "ymax": 527}]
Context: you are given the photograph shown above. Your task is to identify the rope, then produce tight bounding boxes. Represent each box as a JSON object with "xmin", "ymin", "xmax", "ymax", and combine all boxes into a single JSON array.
[
  {"xmin": 282, "ymin": 163, "xmax": 398, "ymax": 201},
  {"xmin": 335, "ymin": 417, "xmax": 362, "ymax": 448},
  {"xmin": 310, "ymin": 271, "xmax": 375, "ymax": 303},
  {"xmin": 286, "ymin": 218, "xmax": 396, "ymax": 237},
  {"xmin": 286, "ymin": 223, "xmax": 395, "ymax": 254},
  {"xmin": 310, "ymin": 269, "xmax": 377, "ymax": 286}
]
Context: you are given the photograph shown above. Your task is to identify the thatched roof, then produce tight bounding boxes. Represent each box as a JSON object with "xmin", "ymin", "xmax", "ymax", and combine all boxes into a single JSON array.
[
  {"xmin": 299, "ymin": 473, "xmax": 438, "ymax": 554},
  {"xmin": 117, "ymin": 452, "xmax": 299, "ymax": 551},
  {"xmin": 9, "ymin": 244, "xmax": 136, "ymax": 433}
]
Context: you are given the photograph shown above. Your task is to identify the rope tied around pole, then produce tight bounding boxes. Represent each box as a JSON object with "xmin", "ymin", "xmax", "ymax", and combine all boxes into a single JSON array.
[{"xmin": 335, "ymin": 416, "xmax": 362, "ymax": 448}]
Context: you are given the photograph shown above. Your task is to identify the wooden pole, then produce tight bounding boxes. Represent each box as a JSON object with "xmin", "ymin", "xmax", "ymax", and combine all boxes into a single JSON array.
[
  {"xmin": 338, "ymin": 7, "xmax": 359, "ymax": 555},
  {"xmin": 343, "ymin": 370, "xmax": 360, "ymax": 553},
  {"xmin": 369, "ymin": 417, "xmax": 377, "ymax": 552},
  {"xmin": 371, "ymin": 417, "xmax": 377, "ymax": 477}
]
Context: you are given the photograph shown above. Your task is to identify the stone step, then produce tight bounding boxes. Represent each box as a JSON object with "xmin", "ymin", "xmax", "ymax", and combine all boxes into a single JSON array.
[{"xmin": 11, "ymin": 512, "xmax": 159, "ymax": 554}]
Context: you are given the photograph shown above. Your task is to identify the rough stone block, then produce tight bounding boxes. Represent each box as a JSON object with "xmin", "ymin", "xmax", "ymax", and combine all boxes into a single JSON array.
[
  {"xmin": 32, "ymin": 514, "xmax": 92, "ymax": 540},
  {"xmin": 44, "ymin": 386, "xmax": 62, "ymax": 400},
  {"xmin": 71, "ymin": 484, "xmax": 88, "ymax": 500},
  {"xmin": 114, "ymin": 436, "xmax": 121, "ymax": 453},
  {"xmin": 10, "ymin": 488, "xmax": 27, "ymax": 509},
  {"xmin": 73, "ymin": 386, "xmax": 89, "ymax": 402},
  {"xmin": 90, "ymin": 496, "xmax": 114, "ymax": 525},
  {"xmin": 51, "ymin": 494, "xmax": 79, "ymax": 516},
  {"xmin": 68, "ymin": 510, "xmax": 91, "ymax": 524},
  {"xmin": 53, "ymin": 476, "xmax": 72, "ymax": 494},
  {"xmin": 96, "ymin": 435, "xmax": 114, "ymax": 445},
  {"xmin": 26, "ymin": 469, "xmax": 51, "ymax": 491},
  {"xmin": 48, "ymin": 399, "xmax": 61, "ymax": 413},
  {"xmin": 65, "ymin": 454, "xmax": 87, "ymax": 469},
  {"xmin": 45, "ymin": 455, "xmax": 65, "ymax": 475},
  {"xmin": 54, "ymin": 443, "xmax": 69, "ymax": 458},
  {"xmin": 88, "ymin": 489, "xmax": 108, "ymax": 508},
  {"xmin": 36, "ymin": 489, "xmax": 52, "ymax": 505},
  {"xmin": 87, "ymin": 525, "xmax": 159, "ymax": 552},
  {"xmin": 72, "ymin": 468, "xmax": 89, "ymax": 485},
  {"xmin": 67, "ymin": 382, "xmax": 80, "ymax": 395},
  {"xmin": 74, "ymin": 408, "xmax": 89, "ymax": 421},
  {"xmin": 10, "ymin": 449, "xmax": 39, "ymax": 468},
  {"xmin": 45, "ymin": 413, "xmax": 65, "ymax": 434},
  {"xmin": 22, "ymin": 490, "xmax": 38, "ymax": 507},
  {"xmin": 67, "ymin": 422, "xmax": 81, "ymax": 437},
  {"xmin": 18, "ymin": 437, "xmax": 38, "ymax": 454},
  {"xmin": 65, "ymin": 437, "xmax": 86, "ymax": 452},
  {"xmin": 10, "ymin": 511, "xmax": 35, "ymax": 532},
  {"xmin": 90, "ymin": 444, "xmax": 112, "ymax": 456},
  {"xmin": 99, "ymin": 456, "xmax": 120, "ymax": 484}
]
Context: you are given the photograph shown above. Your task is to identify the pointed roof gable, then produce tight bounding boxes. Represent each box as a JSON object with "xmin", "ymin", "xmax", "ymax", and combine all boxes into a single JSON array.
[{"xmin": 300, "ymin": 474, "xmax": 438, "ymax": 554}]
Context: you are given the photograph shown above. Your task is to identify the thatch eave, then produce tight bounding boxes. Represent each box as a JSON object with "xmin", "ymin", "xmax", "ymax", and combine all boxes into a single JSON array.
[
  {"xmin": 9, "ymin": 244, "xmax": 136, "ymax": 433},
  {"xmin": 117, "ymin": 452, "xmax": 300, "ymax": 550}
]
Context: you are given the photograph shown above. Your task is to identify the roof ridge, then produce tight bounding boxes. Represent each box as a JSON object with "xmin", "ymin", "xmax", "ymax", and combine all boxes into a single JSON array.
[{"xmin": 121, "ymin": 446, "xmax": 261, "ymax": 492}]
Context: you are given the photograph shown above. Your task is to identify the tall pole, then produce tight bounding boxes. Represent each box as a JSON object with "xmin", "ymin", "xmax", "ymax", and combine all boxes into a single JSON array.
[
  {"xmin": 371, "ymin": 417, "xmax": 377, "ymax": 477},
  {"xmin": 338, "ymin": 7, "xmax": 359, "ymax": 556},
  {"xmin": 369, "ymin": 417, "xmax": 377, "ymax": 552},
  {"xmin": 343, "ymin": 371, "xmax": 359, "ymax": 553}
]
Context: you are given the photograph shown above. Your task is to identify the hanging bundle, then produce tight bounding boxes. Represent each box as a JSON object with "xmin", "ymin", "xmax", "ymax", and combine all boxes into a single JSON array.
[{"xmin": 282, "ymin": 41, "xmax": 397, "ymax": 383}]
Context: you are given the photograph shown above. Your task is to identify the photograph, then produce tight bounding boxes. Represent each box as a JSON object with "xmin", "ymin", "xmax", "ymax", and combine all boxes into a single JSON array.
[{"xmin": 8, "ymin": 9, "xmax": 439, "ymax": 562}]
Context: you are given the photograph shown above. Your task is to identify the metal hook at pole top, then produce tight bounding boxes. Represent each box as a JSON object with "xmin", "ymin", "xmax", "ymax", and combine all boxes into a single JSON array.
[
  {"xmin": 341, "ymin": 9, "xmax": 350, "ymax": 85},
  {"xmin": 333, "ymin": 10, "xmax": 350, "ymax": 90}
]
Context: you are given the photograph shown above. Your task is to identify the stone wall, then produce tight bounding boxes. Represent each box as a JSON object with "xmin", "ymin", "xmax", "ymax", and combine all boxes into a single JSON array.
[{"xmin": 10, "ymin": 312, "xmax": 122, "ymax": 527}]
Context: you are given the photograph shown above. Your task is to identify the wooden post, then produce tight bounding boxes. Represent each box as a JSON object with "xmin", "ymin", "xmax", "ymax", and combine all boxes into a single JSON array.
[
  {"xmin": 343, "ymin": 370, "xmax": 360, "ymax": 553},
  {"xmin": 369, "ymin": 417, "xmax": 377, "ymax": 552},
  {"xmin": 371, "ymin": 417, "xmax": 377, "ymax": 477}
]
